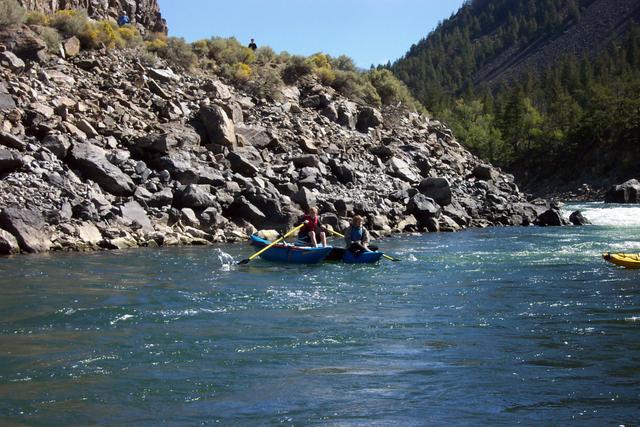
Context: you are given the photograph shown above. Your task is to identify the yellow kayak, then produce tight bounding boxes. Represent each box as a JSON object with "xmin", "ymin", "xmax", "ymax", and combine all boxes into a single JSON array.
[{"xmin": 602, "ymin": 252, "xmax": 640, "ymax": 269}]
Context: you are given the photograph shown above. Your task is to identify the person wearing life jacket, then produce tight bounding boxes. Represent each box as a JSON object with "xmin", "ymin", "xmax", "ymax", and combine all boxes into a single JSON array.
[
  {"xmin": 344, "ymin": 215, "xmax": 378, "ymax": 255},
  {"xmin": 297, "ymin": 207, "xmax": 327, "ymax": 247}
]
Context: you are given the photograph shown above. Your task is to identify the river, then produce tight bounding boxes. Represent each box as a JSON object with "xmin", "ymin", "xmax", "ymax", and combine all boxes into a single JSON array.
[{"xmin": 0, "ymin": 202, "xmax": 639, "ymax": 425}]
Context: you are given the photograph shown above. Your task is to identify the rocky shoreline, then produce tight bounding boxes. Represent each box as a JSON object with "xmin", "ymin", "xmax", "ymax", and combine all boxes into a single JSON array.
[{"xmin": 0, "ymin": 37, "xmax": 564, "ymax": 256}]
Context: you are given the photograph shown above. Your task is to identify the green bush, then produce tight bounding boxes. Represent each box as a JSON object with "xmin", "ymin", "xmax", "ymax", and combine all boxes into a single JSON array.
[
  {"xmin": 207, "ymin": 37, "xmax": 255, "ymax": 65},
  {"xmin": 36, "ymin": 26, "xmax": 61, "ymax": 50},
  {"xmin": 332, "ymin": 70, "xmax": 381, "ymax": 106},
  {"xmin": 367, "ymin": 68, "xmax": 421, "ymax": 109},
  {"xmin": 157, "ymin": 36, "xmax": 196, "ymax": 69},
  {"xmin": 118, "ymin": 24, "xmax": 143, "ymax": 48},
  {"xmin": 0, "ymin": 0, "xmax": 24, "ymax": 28},
  {"xmin": 24, "ymin": 10, "xmax": 48, "ymax": 26},
  {"xmin": 50, "ymin": 9, "xmax": 88, "ymax": 38},
  {"xmin": 255, "ymin": 46, "xmax": 276, "ymax": 64},
  {"xmin": 330, "ymin": 55, "xmax": 357, "ymax": 72},
  {"xmin": 249, "ymin": 66, "xmax": 284, "ymax": 101},
  {"xmin": 282, "ymin": 55, "xmax": 313, "ymax": 84}
]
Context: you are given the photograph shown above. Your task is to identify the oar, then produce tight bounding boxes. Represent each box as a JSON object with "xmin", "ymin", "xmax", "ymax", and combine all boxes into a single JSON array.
[
  {"xmin": 238, "ymin": 223, "xmax": 305, "ymax": 265},
  {"xmin": 327, "ymin": 228, "xmax": 400, "ymax": 262}
]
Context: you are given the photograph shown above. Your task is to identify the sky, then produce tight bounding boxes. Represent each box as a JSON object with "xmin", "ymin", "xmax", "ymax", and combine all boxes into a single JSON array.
[{"xmin": 159, "ymin": 0, "xmax": 466, "ymax": 68}]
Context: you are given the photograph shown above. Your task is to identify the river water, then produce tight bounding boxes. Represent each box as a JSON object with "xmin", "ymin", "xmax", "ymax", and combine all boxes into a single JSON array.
[{"xmin": 0, "ymin": 203, "xmax": 639, "ymax": 425}]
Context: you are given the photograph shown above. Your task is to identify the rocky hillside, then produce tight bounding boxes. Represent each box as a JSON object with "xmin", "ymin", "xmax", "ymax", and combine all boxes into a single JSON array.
[
  {"xmin": 16, "ymin": 0, "xmax": 167, "ymax": 33},
  {"xmin": 0, "ymin": 27, "xmax": 552, "ymax": 255}
]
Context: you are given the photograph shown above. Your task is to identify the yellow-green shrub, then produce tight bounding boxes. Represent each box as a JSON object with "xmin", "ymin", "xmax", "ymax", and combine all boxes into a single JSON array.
[
  {"xmin": 118, "ymin": 24, "xmax": 142, "ymax": 48},
  {"xmin": 24, "ymin": 10, "xmax": 48, "ymax": 26},
  {"xmin": 145, "ymin": 33, "xmax": 168, "ymax": 52},
  {"xmin": 50, "ymin": 9, "xmax": 87, "ymax": 37},
  {"xmin": 233, "ymin": 62, "xmax": 252, "ymax": 82},
  {"xmin": 207, "ymin": 37, "xmax": 255, "ymax": 65},
  {"xmin": 36, "ymin": 26, "xmax": 61, "ymax": 50},
  {"xmin": 249, "ymin": 66, "xmax": 284, "ymax": 101},
  {"xmin": 315, "ymin": 66, "xmax": 336, "ymax": 85},
  {"xmin": 0, "ymin": 0, "xmax": 24, "ymax": 28},
  {"xmin": 282, "ymin": 55, "xmax": 313, "ymax": 84},
  {"xmin": 147, "ymin": 36, "xmax": 196, "ymax": 69},
  {"xmin": 255, "ymin": 46, "xmax": 276, "ymax": 64},
  {"xmin": 367, "ymin": 68, "xmax": 421, "ymax": 110},
  {"xmin": 332, "ymin": 70, "xmax": 381, "ymax": 106},
  {"xmin": 80, "ymin": 20, "xmax": 122, "ymax": 50}
]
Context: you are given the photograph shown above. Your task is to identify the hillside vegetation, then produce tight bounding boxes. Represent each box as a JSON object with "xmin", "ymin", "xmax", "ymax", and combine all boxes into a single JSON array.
[{"xmin": 391, "ymin": 0, "xmax": 640, "ymax": 192}]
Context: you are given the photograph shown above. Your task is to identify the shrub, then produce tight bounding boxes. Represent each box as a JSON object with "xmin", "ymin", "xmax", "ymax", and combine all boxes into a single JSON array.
[
  {"xmin": 330, "ymin": 55, "xmax": 357, "ymax": 72},
  {"xmin": 80, "ymin": 19, "xmax": 121, "ymax": 50},
  {"xmin": 0, "ymin": 0, "xmax": 24, "ymax": 27},
  {"xmin": 149, "ymin": 36, "xmax": 196, "ymax": 69},
  {"xmin": 24, "ymin": 10, "xmax": 48, "ymax": 26},
  {"xmin": 248, "ymin": 66, "xmax": 284, "ymax": 101},
  {"xmin": 137, "ymin": 48, "xmax": 159, "ymax": 67},
  {"xmin": 36, "ymin": 26, "xmax": 61, "ymax": 50},
  {"xmin": 282, "ymin": 55, "xmax": 313, "ymax": 84},
  {"xmin": 118, "ymin": 24, "xmax": 143, "ymax": 48},
  {"xmin": 315, "ymin": 66, "xmax": 336, "ymax": 85},
  {"xmin": 207, "ymin": 37, "xmax": 255, "ymax": 66},
  {"xmin": 191, "ymin": 39, "xmax": 209, "ymax": 57},
  {"xmin": 50, "ymin": 9, "xmax": 88, "ymax": 37},
  {"xmin": 367, "ymin": 68, "xmax": 420, "ymax": 109},
  {"xmin": 332, "ymin": 70, "xmax": 381, "ymax": 106},
  {"xmin": 255, "ymin": 46, "xmax": 276, "ymax": 64},
  {"xmin": 233, "ymin": 62, "xmax": 252, "ymax": 82}
]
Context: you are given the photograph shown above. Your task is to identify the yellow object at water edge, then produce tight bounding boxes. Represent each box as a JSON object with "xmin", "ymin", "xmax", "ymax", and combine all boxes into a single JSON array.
[{"xmin": 602, "ymin": 252, "xmax": 640, "ymax": 269}]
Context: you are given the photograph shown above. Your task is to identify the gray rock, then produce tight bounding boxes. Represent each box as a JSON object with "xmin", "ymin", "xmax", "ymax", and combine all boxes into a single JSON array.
[
  {"xmin": 175, "ymin": 184, "xmax": 218, "ymax": 209},
  {"xmin": 0, "ymin": 149, "xmax": 23, "ymax": 173},
  {"xmin": 407, "ymin": 193, "xmax": 441, "ymax": 228},
  {"xmin": 356, "ymin": 106, "xmax": 383, "ymax": 132},
  {"xmin": 63, "ymin": 36, "xmax": 81, "ymax": 57},
  {"xmin": 328, "ymin": 159, "xmax": 355, "ymax": 184},
  {"xmin": 0, "ymin": 51, "xmax": 25, "ymax": 72},
  {"xmin": 180, "ymin": 208, "xmax": 200, "ymax": 227},
  {"xmin": 68, "ymin": 142, "xmax": 135, "ymax": 196},
  {"xmin": 605, "ymin": 179, "xmax": 640, "ymax": 204},
  {"xmin": 200, "ymin": 105, "xmax": 237, "ymax": 148},
  {"xmin": 0, "ymin": 229, "xmax": 20, "ymax": 255},
  {"xmin": 136, "ymin": 123, "xmax": 201, "ymax": 155},
  {"xmin": 535, "ymin": 209, "xmax": 569, "ymax": 226},
  {"xmin": 0, "ymin": 208, "xmax": 51, "ymax": 253},
  {"xmin": 148, "ymin": 68, "xmax": 179, "ymax": 83},
  {"xmin": 227, "ymin": 151, "xmax": 259, "ymax": 177},
  {"xmin": 473, "ymin": 164, "xmax": 499, "ymax": 181},
  {"xmin": 0, "ymin": 80, "xmax": 16, "ymax": 111},
  {"xmin": 389, "ymin": 157, "xmax": 419, "ymax": 183},
  {"xmin": 147, "ymin": 78, "xmax": 171, "ymax": 99},
  {"xmin": 418, "ymin": 177, "xmax": 452, "ymax": 206},
  {"xmin": 292, "ymin": 155, "xmax": 319, "ymax": 168},
  {"xmin": 120, "ymin": 201, "xmax": 154, "ymax": 233},
  {"xmin": 225, "ymin": 196, "xmax": 266, "ymax": 225},
  {"xmin": 569, "ymin": 210, "xmax": 591, "ymax": 226},
  {"xmin": 293, "ymin": 187, "xmax": 316, "ymax": 212},
  {"xmin": 148, "ymin": 187, "xmax": 174, "ymax": 207},
  {"xmin": 198, "ymin": 167, "xmax": 225, "ymax": 186},
  {"xmin": 337, "ymin": 102, "xmax": 357, "ymax": 129},
  {"xmin": 154, "ymin": 152, "xmax": 198, "ymax": 185},
  {"xmin": 41, "ymin": 133, "xmax": 70, "ymax": 159},
  {"xmin": 0, "ymin": 132, "xmax": 26, "ymax": 150}
]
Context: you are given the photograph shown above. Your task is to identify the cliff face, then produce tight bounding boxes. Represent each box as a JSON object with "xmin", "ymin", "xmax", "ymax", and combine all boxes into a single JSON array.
[
  {"xmin": 0, "ymin": 45, "xmax": 553, "ymax": 255},
  {"xmin": 16, "ymin": 0, "xmax": 167, "ymax": 33}
]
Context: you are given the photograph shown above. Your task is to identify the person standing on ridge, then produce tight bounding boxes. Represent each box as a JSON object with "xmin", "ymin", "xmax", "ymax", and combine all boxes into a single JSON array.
[
  {"xmin": 117, "ymin": 11, "xmax": 130, "ymax": 26},
  {"xmin": 248, "ymin": 38, "xmax": 257, "ymax": 51}
]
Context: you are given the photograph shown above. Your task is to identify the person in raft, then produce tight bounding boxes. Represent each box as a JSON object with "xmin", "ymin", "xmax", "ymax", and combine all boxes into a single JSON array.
[
  {"xmin": 344, "ymin": 215, "xmax": 378, "ymax": 255},
  {"xmin": 297, "ymin": 207, "xmax": 327, "ymax": 247}
]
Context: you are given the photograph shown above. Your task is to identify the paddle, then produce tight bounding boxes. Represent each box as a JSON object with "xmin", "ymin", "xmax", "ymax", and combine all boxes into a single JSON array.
[
  {"xmin": 327, "ymin": 228, "xmax": 400, "ymax": 262},
  {"xmin": 238, "ymin": 223, "xmax": 305, "ymax": 265}
]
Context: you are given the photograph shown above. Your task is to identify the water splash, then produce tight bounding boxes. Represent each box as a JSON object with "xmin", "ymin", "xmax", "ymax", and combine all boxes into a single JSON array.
[{"xmin": 212, "ymin": 248, "xmax": 236, "ymax": 271}]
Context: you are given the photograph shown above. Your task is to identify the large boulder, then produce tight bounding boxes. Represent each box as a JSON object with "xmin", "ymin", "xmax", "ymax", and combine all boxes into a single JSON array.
[
  {"xmin": 0, "ymin": 149, "xmax": 23, "ymax": 174},
  {"xmin": 225, "ymin": 196, "xmax": 266, "ymax": 225},
  {"xmin": 604, "ymin": 179, "xmax": 640, "ymax": 204},
  {"xmin": 389, "ymin": 157, "xmax": 419, "ymax": 183},
  {"xmin": 292, "ymin": 187, "xmax": 316, "ymax": 212},
  {"xmin": 356, "ymin": 106, "xmax": 383, "ymax": 132},
  {"xmin": 227, "ymin": 152, "xmax": 259, "ymax": 177},
  {"xmin": 569, "ymin": 211, "xmax": 591, "ymax": 226},
  {"xmin": 200, "ymin": 105, "xmax": 237, "ymax": 148},
  {"xmin": 175, "ymin": 184, "xmax": 218, "ymax": 209},
  {"xmin": 0, "ymin": 229, "xmax": 20, "ymax": 255},
  {"xmin": 0, "ymin": 208, "xmax": 51, "ymax": 253},
  {"xmin": 68, "ymin": 142, "xmax": 135, "ymax": 196},
  {"xmin": 473, "ymin": 164, "xmax": 499, "ymax": 181},
  {"xmin": 0, "ymin": 132, "xmax": 26, "ymax": 150},
  {"xmin": 535, "ymin": 209, "xmax": 569, "ymax": 226},
  {"xmin": 418, "ymin": 177, "xmax": 452, "ymax": 206},
  {"xmin": 0, "ymin": 80, "xmax": 16, "ymax": 111},
  {"xmin": 153, "ymin": 152, "xmax": 198, "ymax": 185},
  {"xmin": 328, "ymin": 159, "xmax": 356, "ymax": 184},
  {"xmin": 119, "ymin": 201, "xmax": 154, "ymax": 233},
  {"xmin": 407, "ymin": 193, "xmax": 441, "ymax": 230},
  {"xmin": 0, "ymin": 25, "xmax": 47, "ymax": 62},
  {"xmin": 135, "ymin": 123, "xmax": 201, "ymax": 156}
]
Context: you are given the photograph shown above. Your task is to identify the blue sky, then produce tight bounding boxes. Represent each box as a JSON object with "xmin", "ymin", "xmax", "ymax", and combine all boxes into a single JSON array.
[{"xmin": 159, "ymin": 0, "xmax": 466, "ymax": 68}]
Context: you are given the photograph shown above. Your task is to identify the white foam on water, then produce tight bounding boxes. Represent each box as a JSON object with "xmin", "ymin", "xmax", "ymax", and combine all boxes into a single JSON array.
[{"xmin": 564, "ymin": 203, "xmax": 640, "ymax": 227}]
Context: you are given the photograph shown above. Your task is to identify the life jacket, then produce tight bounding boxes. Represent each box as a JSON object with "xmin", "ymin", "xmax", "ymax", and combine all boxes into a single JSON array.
[
  {"xmin": 301, "ymin": 214, "xmax": 319, "ymax": 233},
  {"xmin": 350, "ymin": 226, "xmax": 364, "ymax": 242}
]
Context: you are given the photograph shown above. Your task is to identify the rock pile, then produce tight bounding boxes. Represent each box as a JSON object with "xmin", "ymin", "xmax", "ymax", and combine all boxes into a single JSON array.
[{"xmin": 0, "ymin": 43, "xmax": 551, "ymax": 255}]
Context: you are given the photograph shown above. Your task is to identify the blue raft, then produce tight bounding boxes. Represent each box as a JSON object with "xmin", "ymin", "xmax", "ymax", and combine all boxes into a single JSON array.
[
  {"xmin": 249, "ymin": 234, "xmax": 332, "ymax": 264},
  {"xmin": 250, "ymin": 235, "xmax": 384, "ymax": 265}
]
